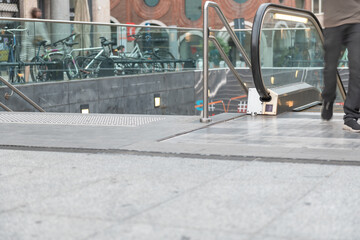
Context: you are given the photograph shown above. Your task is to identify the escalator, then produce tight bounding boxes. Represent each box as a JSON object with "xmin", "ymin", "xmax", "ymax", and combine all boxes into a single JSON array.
[{"xmin": 248, "ymin": 4, "xmax": 346, "ymax": 115}]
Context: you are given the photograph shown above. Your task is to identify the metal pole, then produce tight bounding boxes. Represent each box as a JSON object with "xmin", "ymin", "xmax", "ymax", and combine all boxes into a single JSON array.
[
  {"xmin": 0, "ymin": 77, "xmax": 45, "ymax": 112},
  {"xmin": 201, "ymin": 1, "xmax": 211, "ymax": 123}
]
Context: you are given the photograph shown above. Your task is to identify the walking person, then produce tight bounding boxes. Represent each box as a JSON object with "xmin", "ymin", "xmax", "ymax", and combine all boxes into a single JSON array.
[
  {"xmin": 321, "ymin": 0, "xmax": 360, "ymax": 132},
  {"xmin": 20, "ymin": 7, "xmax": 50, "ymax": 82}
]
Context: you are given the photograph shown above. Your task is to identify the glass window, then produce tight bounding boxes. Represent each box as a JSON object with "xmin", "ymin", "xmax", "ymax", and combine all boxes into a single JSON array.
[
  {"xmin": 144, "ymin": 0, "xmax": 159, "ymax": 7},
  {"xmin": 233, "ymin": 0, "xmax": 248, "ymax": 3},
  {"xmin": 185, "ymin": 0, "xmax": 202, "ymax": 21},
  {"xmin": 295, "ymin": 0, "xmax": 304, "ymax": 9},
  {"xmin": 312, "ymin": 0, "xmax": 323, "ymax": 13}
]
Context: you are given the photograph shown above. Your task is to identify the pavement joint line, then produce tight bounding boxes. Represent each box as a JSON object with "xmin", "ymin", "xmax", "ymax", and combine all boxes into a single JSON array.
[
  {"xmin": 1, "ymin": 144, "xmax": 360, "ymax": 167},
  {"xmin": 157, "ymin": 114, "xmax": 247, "ymax": 142}
]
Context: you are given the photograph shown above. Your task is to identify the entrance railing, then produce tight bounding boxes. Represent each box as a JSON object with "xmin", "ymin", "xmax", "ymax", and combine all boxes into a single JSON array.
[
  {"xmin": 202, "ymin": 1, "xmax": 251, "ymax": 123},
  {"xmin": 0, "ymin": 76, "xmax": 45, "ymax": 112}
]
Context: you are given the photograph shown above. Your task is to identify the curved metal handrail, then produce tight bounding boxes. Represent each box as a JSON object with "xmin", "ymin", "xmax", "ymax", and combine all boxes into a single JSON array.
[{"xmin": 251, "ymin": 3, "xmax": 346, "ymax": 102}]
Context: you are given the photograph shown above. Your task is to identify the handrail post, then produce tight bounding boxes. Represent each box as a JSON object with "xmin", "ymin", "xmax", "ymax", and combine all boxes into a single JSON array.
[
  {"xmin": 201, "ymin": 1, "xmax": 211, "ymax": 123},
  {"xmin": 201, "ymin": 1, "xmax": 251, "ymax": 123}
]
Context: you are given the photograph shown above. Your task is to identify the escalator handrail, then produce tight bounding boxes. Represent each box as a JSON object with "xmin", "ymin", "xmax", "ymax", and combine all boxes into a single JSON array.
[{"xmin": 251, "ymin": 3, "xmax": 346, "ymax": 102}]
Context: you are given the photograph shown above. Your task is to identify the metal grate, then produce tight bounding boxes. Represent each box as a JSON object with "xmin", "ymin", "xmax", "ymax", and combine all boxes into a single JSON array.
[{"xmin": 0, "ymin": 113, "xmax": 165, "ymax": 127}]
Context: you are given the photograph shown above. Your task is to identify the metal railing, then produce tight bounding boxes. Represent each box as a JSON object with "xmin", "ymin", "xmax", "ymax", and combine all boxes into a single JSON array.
[
  {"xmin": 202, "ymin": 1, "xmax": 251, "ymax": 123},
  {"xmin": 0, "ymin": 101, "xmax": 12, "ymax": 111},
  {"xmin": 0, "ymin": 76, "xmax": 45, "ymax": 112},
  {"xmin": 0, "ymin": 16, "xmax": 203, "ymax": 31}
]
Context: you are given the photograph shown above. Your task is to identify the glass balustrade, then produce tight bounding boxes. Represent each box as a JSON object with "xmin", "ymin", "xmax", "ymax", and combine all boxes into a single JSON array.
[
  {"xmin": 0, "ymin": 19, "xmax": 206, "ymax": 84},
  {"xmin": 0, "ymin": 17, "xmax": 253, "ymax": 116},
  {"xmin": 252, "ymin": 4, "xmax": 346, "ymax": 105}
]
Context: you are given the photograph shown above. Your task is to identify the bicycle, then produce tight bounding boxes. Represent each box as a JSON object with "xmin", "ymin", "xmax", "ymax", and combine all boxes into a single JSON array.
[
  {"xmin": 118, "ymin": 34, "xmax": 176, "ymax": 73},
  {"xmin": 30, "ymin": 33, "xmax": 78, "ymax": 82},
  {"xmin": 1, "ymin": 26, "xmax": 28, "ymax": 83},
  {"xmin": 75, "ymin": 37, "xmax": 116, "ymax": 78}
]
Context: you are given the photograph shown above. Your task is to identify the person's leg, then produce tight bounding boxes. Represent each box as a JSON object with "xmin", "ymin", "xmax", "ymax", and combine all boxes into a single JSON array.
[
  {"xmin": 343, "ymin": 23, "xmax": 360, "ymax": 121},
  {"xmin": 321, "ymin": 26, "xmax": 344, "ymax": 120}
]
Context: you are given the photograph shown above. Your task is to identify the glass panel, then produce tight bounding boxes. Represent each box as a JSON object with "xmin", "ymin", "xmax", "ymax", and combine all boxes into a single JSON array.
[
  {"xmin": 259, "ymin": 9, "xmax": 344, "ymax": 105},
  {"xmin": 210, "ymin": 29, "xmax": 251, "ymax": 69},
  {"xmin": 233, "ymin": 0, "xmax": 249, "ymax": 3},
  {"xmin": 144, "ymin": 0, "xmax": 159, "ymax": 7},
  {"xmin": 313, "ymin": 0, "xmax": 319, "ymax": 13},
  {"xmin": 0, "ymin": 20, "xmax": 27, "ymax": 83},
  {"xmin": 199, "ymin": 29, "xmax": 251, "ymax": 116},
  {"xmin": 0, "ymin": 18, "xmax": 209, "ymax": 116},
  {"xmin": 185, "ymin": 0, "xmax": 202, "ymax": 21},
  {"xmin": 295, "ymin": 0, "xmax": 304, "ymax": 9},
  {"xmin": 260, "ymin": 12, "xmax": 323, "ymax": 89}
]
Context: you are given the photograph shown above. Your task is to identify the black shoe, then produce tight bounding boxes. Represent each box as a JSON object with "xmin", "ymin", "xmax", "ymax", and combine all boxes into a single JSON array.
[
  {"xmin": 321, "ymin": 101, "xmax": 333, "ymax": 121},
  {"xmin": 343, "ymin": 119, "xmax": 360, "ymax": 133}
]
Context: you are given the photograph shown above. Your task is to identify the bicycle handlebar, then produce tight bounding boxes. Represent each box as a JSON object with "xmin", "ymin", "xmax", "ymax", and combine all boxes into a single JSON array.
[
  {"xmin": 1, "ymin": 28, "xmax": 28, "ymax": 33},
  {"xmin": 128, "ymin": 34, "xmax": 151, "ymax": 41},
  {"xmin": 52, "ymin": 33, "xmax": 76, "ymax": 47}
]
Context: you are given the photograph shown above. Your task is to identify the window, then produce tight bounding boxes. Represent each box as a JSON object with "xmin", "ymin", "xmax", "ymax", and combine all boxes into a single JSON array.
[
  {"xmin": 144, "ymin": 0, "xmax": 159, "ymax": 7},
  {"xmin": 295, "ymin": 0, "xmax": 304, "ymax": 9},
  {"xmin": 233, "ymin": 0, "xmax": 248, "ymax": 3},
  {"xmin": 312, "ymin": 0, "xmax": 323, "ymax": 14},
  {"xmin": 185, "ymin": 0, "xmax": 202, "ymax": 21}
]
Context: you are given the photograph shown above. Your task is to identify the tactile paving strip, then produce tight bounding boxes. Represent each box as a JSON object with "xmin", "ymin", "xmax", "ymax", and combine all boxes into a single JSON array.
[{"xmin": 0, "ymin": 113, "xmax": 165, "ymax": 127}]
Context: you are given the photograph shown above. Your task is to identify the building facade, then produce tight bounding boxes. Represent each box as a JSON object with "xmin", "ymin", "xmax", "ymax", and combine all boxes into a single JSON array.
[
  {"xmin": 111, "ymin": 0, "xmax": 315, "ymax": 29},
  {"xmin": 0, "ymin": 0, "xmax": 19, "ymax": 17},
  {"xmin": 17, "ymin": 0, "xmax": 110, "ymax": 23}
]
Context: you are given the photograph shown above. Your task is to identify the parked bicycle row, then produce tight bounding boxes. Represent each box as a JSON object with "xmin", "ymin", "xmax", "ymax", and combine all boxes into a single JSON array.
[{"xmin": 0, "ymin": 28, "xmax": 195, "ymax": 84}]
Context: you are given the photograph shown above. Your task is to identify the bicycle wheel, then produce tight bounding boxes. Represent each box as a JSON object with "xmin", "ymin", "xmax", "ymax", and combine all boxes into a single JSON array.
[
  {"xmin": 98, "ymin": 57, "xmax": 115, "ymax": 77},
  {"xmin": 64, "ymin": 57, "xmax": 79, "ymax": 80},
  {"xmin": 79, "ymin": 53, "xmax": 105, "ymax": 79},
  {"xmin": 30, "ymin": 56, "xmax": 48, "ymax": 82},
  {"xmin": 143, "ymin": 53, "xmax": 163, "ymax": 73},
  {"xmin": 155, "ymin": 50, "xmax": 176, "ymax": 72}
]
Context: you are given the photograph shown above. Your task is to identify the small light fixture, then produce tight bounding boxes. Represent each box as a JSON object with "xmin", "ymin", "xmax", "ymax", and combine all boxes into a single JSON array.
[
  {"xmin": 286, "ymin": 101, "xmax": 294, "ymax": 107},
  {"xmin": 80, "ymin": 104, "xmax": 90, "ymax": 114},
  {"xmin": 271, "ymin": 76, "xmax": 275, "ymax": 85},
  {"xmin": 295, "ymin": 70, "xmax": 299, "ymax": 78},
  {"xmin": 154, "ymin": 94, "xmax": 161, "ymax": 108},
  {"xmin": 274, "ymin": 13, "xmax": 308, "ymax": 24}
]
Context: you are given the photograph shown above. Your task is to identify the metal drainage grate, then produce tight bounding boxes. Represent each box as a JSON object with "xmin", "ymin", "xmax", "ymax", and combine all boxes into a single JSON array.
[{"xmin": 0, "ymin": 113, "xmax": 165, "ymax": 127}]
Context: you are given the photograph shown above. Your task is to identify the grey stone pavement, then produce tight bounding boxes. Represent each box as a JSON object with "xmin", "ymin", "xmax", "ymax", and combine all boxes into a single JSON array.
[{"xmin": 1, "ymin": 111, "xmax": 360, "ymax": 239}]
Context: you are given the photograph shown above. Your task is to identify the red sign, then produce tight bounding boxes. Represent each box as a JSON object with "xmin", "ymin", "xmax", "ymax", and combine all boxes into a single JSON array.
[{"xmin": 126, "ymin": 22, "xmax": 136, "ymax": 41}]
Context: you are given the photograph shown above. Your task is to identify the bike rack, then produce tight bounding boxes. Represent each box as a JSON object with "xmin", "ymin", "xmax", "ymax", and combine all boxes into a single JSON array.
[
  {"xmin": 0, "ymin": 62, "xmax": 57, "ymax": 68},
  {"xmin": 202, "ymin": 1, "xmax": 251, "ymax": 123},
  {"xmin": 0, "ymin": 76, "xmax": 45, "ymax": 112}
]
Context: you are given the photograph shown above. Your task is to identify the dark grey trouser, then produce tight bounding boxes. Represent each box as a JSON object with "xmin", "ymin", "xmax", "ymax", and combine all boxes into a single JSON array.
[{"xmin": 322, "ymin": 23, "xmax": 360, "ymax": 121}]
